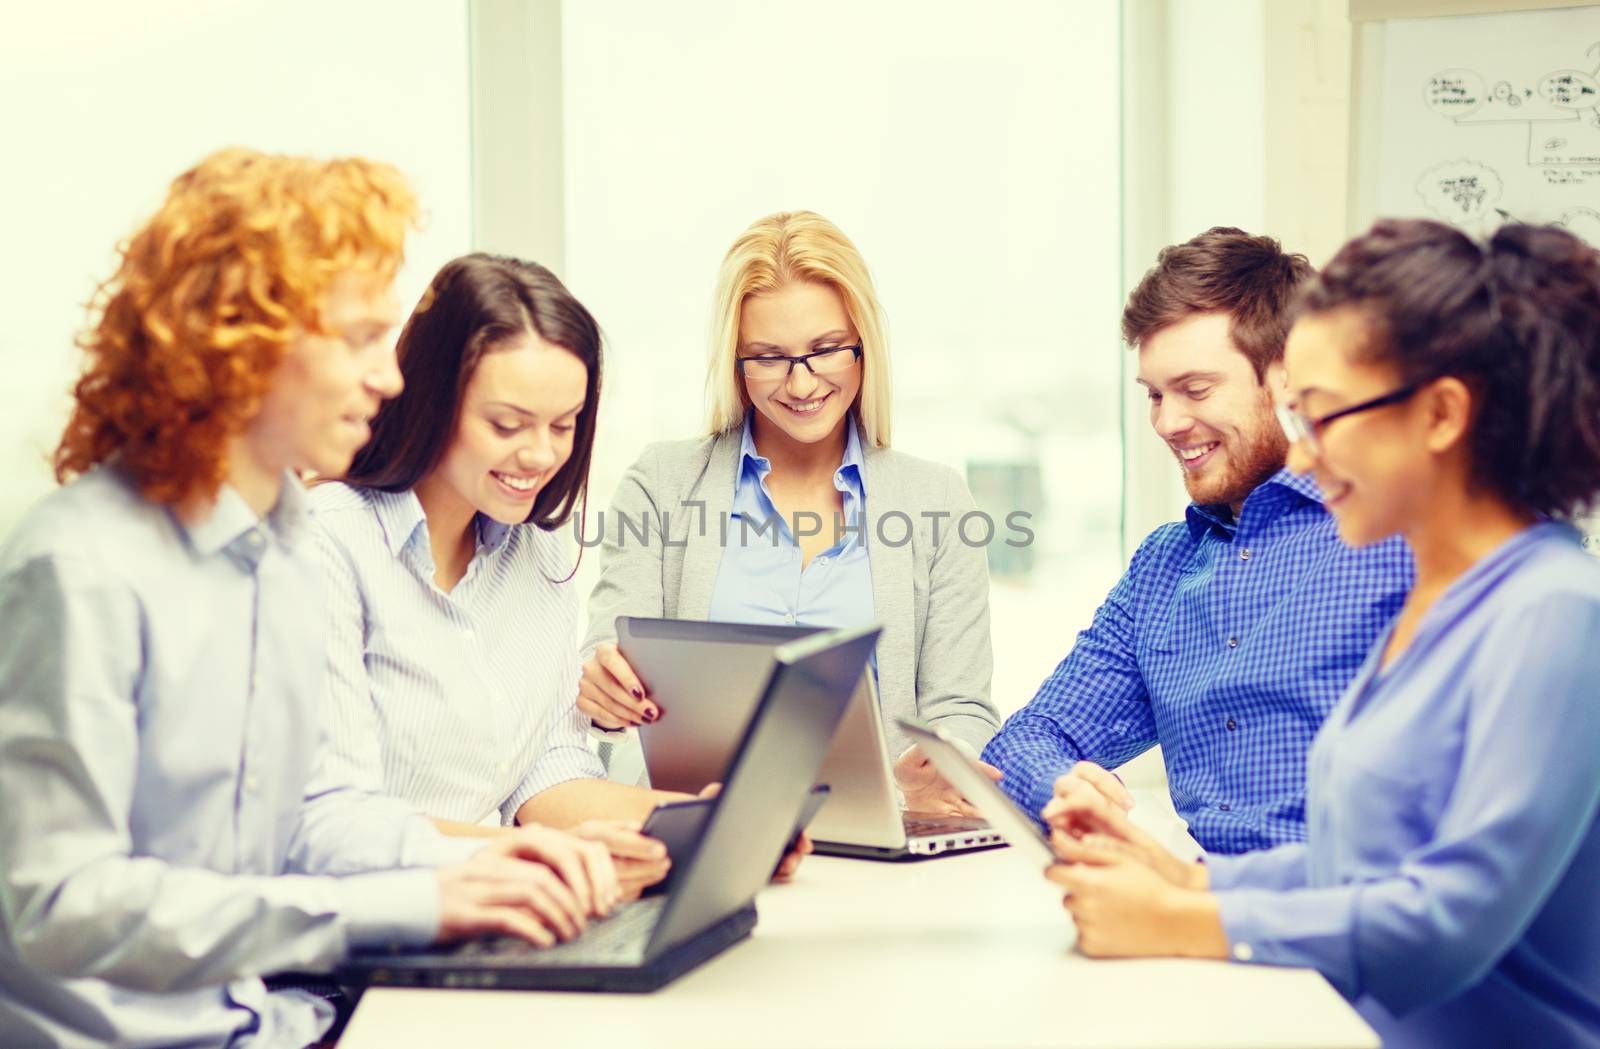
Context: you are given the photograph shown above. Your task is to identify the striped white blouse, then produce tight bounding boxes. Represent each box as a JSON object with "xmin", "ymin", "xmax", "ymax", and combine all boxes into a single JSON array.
[{"xmin": 309, "ymin": 483, "xmax": 603, "ymax": 826}]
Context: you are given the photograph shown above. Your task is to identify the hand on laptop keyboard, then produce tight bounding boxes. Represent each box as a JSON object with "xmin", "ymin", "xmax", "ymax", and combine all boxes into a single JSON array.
[
  {"xmin": 435, "ymin": 848, "xmax": 587, "ymax": 948},
  {"xmin": 893, "ymin": 743, "xmax": 1003, "ymax": 818},
  {"xmin": 434, "ymin": 829, "xmax": 622, "ymax": 948}
]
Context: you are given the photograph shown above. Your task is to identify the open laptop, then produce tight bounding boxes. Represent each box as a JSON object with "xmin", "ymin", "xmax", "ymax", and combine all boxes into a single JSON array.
[
  {"xmin": 897, "ymin": 717, "xmax": 1056, "ymax": 870},
  {"xmin": 618, "ymin": 617, "xmax": 1002, "ymax": 861},
  {"xmin": 339, "ymin": 625, "xmax": 881, "ymax": 993}
]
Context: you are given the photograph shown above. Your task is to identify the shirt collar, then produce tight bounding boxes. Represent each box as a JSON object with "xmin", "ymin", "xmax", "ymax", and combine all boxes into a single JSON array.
[
  {"xmin": 372, "ymin": 487, "xmax": 431, "ymax": 559},
  {"xmin": 1183, "ymin": 466, "xmax": 1325, "ymax": 541},
  {"xmin": 835, "ymin": 416, "xmax": 866, "ymax": 499},
  {"xmin": 733, "ymin": 412, "xmax": 868, "ymax": 517},
  {"xmin": 178, "ymin": 472, "xmax": 311, "ymax": 569},
  {"xmin": 371, "ymin": 487, "xmax": 512, "ymax": 563},
  {"xmin": 477, "ymin": 516, "xmax": 512, "ymax": 553}
]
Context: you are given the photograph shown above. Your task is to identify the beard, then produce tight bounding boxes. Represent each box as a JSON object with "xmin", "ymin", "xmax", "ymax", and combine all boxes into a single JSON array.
[{"xmin": 1179, "ymin": 398, "xmax": 1289, "ymax": 510}]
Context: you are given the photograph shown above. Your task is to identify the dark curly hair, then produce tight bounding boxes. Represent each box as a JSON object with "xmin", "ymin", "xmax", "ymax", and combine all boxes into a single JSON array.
[{"xmin": 1295, "ymin": 218, "xmax": 1600, "ymax": 520}]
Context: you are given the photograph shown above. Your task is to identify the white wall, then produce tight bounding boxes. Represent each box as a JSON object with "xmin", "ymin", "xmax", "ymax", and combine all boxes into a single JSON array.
[
  {"xmin": 1167, "ymin": 1, "xmax": 1269, "ymax": 239},
  {"xmin": 1121, "ymin": 0, "xmax": 1271, "ymax": 550},
  {"xmin": 0, "ymin": 0, "xmax": 474, "ymax": 531},
  {"xmin": 556, "ymin": 0, "xmax": 1127, "ymax": 719}
]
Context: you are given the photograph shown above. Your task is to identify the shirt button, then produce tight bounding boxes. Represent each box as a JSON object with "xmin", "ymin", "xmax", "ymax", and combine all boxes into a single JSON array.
[
  {"xmin": 1239, "ymin": 548, "xmax": 1252, "ymax": 561},
  {"xmin": 1219, "ymin": 802, "xmax": 1232, "ymax": 812},
  {"xmin": 244, "ymin": 773, "xmax": 259, "ymax": 792},
  {"xmin": 1233, "ymin": 942, "xmax": 1255, "ymax": 962},
  {"xmin": 815, "ymin": 556, "xmax": 829, "ymax": 566},
  {"xmin": 1227, "ymin": 636, "xmax": 1239, "ymax": 648},
  {"xmin": 1226, "ymin": 718, "xmax": 1238, "ymax": 731},
  {"xmin": 784, "ymin": 612, "xmax": 796, "ymax": 624}
]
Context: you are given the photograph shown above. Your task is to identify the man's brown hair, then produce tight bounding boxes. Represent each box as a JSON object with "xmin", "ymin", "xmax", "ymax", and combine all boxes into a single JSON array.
[{"xmin": 1122, "ymin": 226, "xmax": 1314, "ymax": 379}]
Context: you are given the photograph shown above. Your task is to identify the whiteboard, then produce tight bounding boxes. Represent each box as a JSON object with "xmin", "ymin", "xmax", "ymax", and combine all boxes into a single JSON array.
[
  {"xmin": 1350, "ymin": 5, "xmax": 1600, "ymax": 552},
  {"xmin": 1352, "ymin": 5, "xmax": 1600, "ymax": 242}
]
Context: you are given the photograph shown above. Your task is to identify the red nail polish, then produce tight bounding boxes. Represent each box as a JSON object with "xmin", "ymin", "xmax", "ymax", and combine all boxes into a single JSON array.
[{"xmin": 631, "ymin": 687, "xmax": 643, "ymax": 699}]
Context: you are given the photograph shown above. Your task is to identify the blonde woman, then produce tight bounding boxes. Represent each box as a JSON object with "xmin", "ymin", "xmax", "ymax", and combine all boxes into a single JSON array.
[{"xmin": 579, "ymin": 211, "xmax": 1000, "ymax": 810}]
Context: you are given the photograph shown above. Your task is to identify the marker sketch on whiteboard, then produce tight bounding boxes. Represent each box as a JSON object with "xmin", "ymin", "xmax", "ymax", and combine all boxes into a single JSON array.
[
  {"xmin": 1374, "ymin": 9, "xmax": 1600, "ymax": 245},
  {"xmin": 1422, "ymin": 51, "xmax": 1600, "ymax": 176}
]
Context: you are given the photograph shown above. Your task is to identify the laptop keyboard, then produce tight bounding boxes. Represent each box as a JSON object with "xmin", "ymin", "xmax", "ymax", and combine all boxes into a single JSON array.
[
  {"xmin": 904, "ymin": 814, "xmax": 991, "ymax": 838},
  {"xmin": 454, "ymin": 895, "xmax": 665, "ymax": 966}
]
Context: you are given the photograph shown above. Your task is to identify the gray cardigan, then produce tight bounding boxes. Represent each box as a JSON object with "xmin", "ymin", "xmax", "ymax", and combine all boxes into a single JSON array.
[{"xmin": 581, "ymin": 430, "xmax": 1000, "ymax": 759}]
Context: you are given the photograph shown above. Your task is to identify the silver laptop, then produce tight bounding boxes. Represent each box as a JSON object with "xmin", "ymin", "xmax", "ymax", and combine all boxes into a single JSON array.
[{"xmin": 617, "ymin": 617, "xmax": 1003, "ymax": 861}]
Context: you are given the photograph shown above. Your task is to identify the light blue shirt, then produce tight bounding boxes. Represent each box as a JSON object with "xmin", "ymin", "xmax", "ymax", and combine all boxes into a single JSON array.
[
  {"xmin": 1209, "ymin": 522, "xmax": 1600, "ymax": 1048},
  {"xmin": 309, "ymin": 484, "xmax": 603, "ymax": 826},
  {"xmin": 0, "ymin": 466, "xmax": 478, "ymax": 1049},
  {"xmin": 707, "ymin": 414, "xmax": 875, "ymax": 633}
]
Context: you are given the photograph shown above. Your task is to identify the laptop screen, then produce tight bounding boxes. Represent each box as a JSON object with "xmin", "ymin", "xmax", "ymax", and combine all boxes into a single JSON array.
[{"xmin": 647, "ymin": 626, "xmax": 881, "ymax": 953}]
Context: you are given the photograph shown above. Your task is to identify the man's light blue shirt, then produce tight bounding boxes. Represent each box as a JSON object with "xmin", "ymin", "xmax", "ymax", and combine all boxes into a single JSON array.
[
  {"xmin": 707, "ymin": 414, "xmax": 876, "ymax": 633},
  {"xmin": 0, "ymin": 466, "xmax": 478, "ymax": 1049},
  {"xmin": 983, "ymin": 468, "xmax": 1414, "ymax": 853},
  {"xmin": 1209, "ymin": 522, "xmax": 1600, "ymax": 1048}
]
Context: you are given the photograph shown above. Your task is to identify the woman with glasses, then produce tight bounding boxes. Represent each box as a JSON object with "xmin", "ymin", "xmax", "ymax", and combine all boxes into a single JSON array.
[
  {"xmin": 579, "ymin": 211, "xmax": 1001, "ymax": 812},
  {"xmin": 1038, "ymin": 219, "xmax": 1600, "ymax": 1048}
]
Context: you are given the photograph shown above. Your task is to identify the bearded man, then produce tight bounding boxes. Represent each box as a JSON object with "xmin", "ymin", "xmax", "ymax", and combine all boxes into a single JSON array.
[{"xmin": 899, "ymin": 228, "xmax": 1414, "ymax": 855}]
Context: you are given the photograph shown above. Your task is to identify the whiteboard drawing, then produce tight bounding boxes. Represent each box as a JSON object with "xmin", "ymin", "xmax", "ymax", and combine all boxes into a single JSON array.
[
  {"xmin": 1373, "ymin": 9, "xmax": 1600, "ymax": 248},
  {"xmin": 1415, "ymin": 159, "xmax": 1503, "ymax": 222},
  {"xmin": 1560, "ymin": 205, "xmax": 1600, "ymax": 244},
  {"xmin": 1423, "ymin": 48, "xmax": 1600, "ymax": 173}
]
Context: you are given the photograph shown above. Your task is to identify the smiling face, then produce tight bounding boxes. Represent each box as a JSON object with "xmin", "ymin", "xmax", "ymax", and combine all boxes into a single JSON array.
[
  {"xmin": 246, "ymin": 270, "xmax": 404, "ymax": 480},
  {"xmin": 738, "ymin": 280, "xmax": 863, "ymax": 449},
  {"xmin": 1136, "ymin": 311, "xmax": 1288, "ymax": 510},
  {"xmin": 424, "ymin": 334, "xmax": 589, "ymax": 526},
  {"xmin": 1282, "ymin": 308, "xmax": 1440, "ymax": 547}
]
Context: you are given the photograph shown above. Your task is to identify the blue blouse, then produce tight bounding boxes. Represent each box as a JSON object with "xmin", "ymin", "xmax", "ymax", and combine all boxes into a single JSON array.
[
  {"xmin": 1209, "ymin": 522, "xmax": 1600, "ymax": 1048},
  {"xmin": 707, "ymin": 415, "xmax": 875, "ymax": 633}
]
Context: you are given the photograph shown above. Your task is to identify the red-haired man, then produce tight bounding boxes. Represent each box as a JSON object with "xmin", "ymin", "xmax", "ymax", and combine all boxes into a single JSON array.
[{"xmin": 0, "ymin": 149, "xmax": 617, "ymax": 1048}]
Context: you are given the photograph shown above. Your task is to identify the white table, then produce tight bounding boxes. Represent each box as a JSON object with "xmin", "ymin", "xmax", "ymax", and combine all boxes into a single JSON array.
[{"xmin": 341, "ymin": 849, "xmax": 1378, "ymax": 1049}]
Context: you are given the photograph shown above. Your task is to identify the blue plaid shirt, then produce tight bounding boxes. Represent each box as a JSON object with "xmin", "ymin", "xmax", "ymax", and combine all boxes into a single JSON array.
[{"xmin": 982, "ymin": 468, "xmax": 1414, "ymax": 854}]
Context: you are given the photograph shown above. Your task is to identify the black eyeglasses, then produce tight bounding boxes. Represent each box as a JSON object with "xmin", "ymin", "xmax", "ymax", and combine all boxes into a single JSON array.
[
  {"xmin": 736, "ymin": 344, "xmax": 862, "ymax": 382},
  {"xmin": 1276, "ymin": 382, "xmax": 1424, "ymax": 456}
]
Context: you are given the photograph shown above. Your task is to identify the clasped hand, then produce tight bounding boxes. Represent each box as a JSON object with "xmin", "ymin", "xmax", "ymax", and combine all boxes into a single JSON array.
[{"xmin": 1041, "ymin": 762, "xmax": 1225, "ymax": 959}]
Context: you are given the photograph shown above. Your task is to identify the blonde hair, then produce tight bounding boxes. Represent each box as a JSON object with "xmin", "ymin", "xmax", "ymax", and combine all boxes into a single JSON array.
[{"xmin": 705, "ymin": 211, "xmax": 891, "ymax": 445}]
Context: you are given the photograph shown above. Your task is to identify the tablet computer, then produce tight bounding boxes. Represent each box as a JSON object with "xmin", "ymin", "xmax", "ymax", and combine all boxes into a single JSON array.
[{"xmin": 896, "ymin": 718, "xmax": 1056, "ymax": 867}]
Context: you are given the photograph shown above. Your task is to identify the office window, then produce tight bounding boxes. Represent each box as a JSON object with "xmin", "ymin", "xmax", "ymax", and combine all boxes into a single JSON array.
[{"xmin": 525, "ymin": 0, "xmax": 1129, "ymax": 715}]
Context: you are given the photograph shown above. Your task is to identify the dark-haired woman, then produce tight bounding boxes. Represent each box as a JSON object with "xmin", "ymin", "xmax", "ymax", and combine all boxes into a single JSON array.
[
  {"xmin": 1038, "ymin": 220, "xmax": 1600, "ymax": 1049},
  {"xmin": 310, "ymin": 254, "xmax": 677, "ymax": 895}
]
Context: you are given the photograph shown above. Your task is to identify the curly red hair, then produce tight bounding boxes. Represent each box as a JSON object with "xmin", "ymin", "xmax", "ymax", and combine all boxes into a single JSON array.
[{"xmin": 53, "ymin": 147, "xmax": 419, "ymax": 507}]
